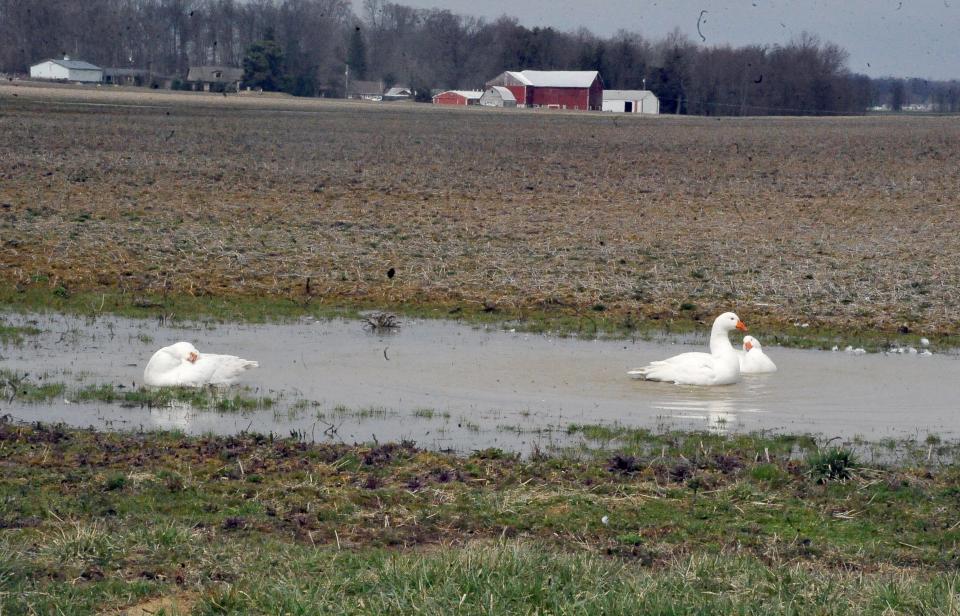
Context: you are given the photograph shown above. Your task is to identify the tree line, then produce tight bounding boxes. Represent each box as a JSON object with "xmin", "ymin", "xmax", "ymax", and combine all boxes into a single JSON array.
[{"xmin": 2, "ymin": 0, "xmax": 958, "ymax": 114}]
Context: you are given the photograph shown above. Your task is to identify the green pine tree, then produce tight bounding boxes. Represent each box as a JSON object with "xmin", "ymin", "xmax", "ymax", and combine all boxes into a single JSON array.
[
  {"xmin": 242, "ymin": 37, "xmax": 286, "ymax": 92},
  {"xmin": 347, "ymin": 26, "xmax": 368, "ymax": 80}
]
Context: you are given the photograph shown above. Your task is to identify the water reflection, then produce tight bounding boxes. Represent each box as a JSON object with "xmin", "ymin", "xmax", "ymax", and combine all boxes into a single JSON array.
[
  {"xmin": 655, "ymin": 398, "xmax": 734, "ymax": 433},
  {"xmin": 652, "ymin": 376, "xmax": 773, "ymax": 433}
]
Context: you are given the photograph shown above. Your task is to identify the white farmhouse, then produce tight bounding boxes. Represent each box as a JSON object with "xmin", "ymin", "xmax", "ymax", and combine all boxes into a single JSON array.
[
  {"xmin": 602, "ymin": 90, "xmax": 659, "ymax": 114},
  {"xmin": 30, "ymin": 56, "xmax": 103, "ymax": 83}
]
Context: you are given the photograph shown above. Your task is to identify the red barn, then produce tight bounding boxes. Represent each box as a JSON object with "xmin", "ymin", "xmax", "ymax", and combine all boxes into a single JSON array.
[
  {"xmin": 484, "ymin": 71, "xmax": 603, "ymax": 110},
  {"xmin": 432, "ymin": 90, "xmax": 483, "ymax": 106}
]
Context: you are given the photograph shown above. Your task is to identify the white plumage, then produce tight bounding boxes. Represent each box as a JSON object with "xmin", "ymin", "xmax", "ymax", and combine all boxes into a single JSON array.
[
  {"xmin": 143, "ymin": 341, "xmax": 259, "ymax": 387},
  {"xmin": 737, "ymin": 335, "xmax": 778, "ymax": 374},
  {"xmin": 628, "ymin": 312, "xmax": 747, "ymax": 386}
]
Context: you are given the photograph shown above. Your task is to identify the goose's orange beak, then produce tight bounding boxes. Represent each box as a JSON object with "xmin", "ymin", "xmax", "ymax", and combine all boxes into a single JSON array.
[
  {"xmin": 736, "ymin": 320, "xmax": 748, "ymax": 332},
  {"xmin": 744, "ymin": 340, "xmax": 753, "ymax": 351},
  {"xmin": 187, "ymin": 351, "xmax": 199, "ymax": 363}
]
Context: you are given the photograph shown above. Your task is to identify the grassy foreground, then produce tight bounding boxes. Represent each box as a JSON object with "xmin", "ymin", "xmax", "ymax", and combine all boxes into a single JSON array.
[{"xmin": 2, "ymin": 419, "xmax": 960, "ymax": 614}]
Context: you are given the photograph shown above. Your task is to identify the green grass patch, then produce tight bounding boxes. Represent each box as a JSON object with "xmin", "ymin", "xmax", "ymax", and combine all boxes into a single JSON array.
[
  {"xmin": 750, "ymin": 463, "xmax": 789, "ymax": 485},
  {"xmin": 93, "ymin": 384, "xmax": 275, "ymax": 411},
  {"xmin": 806, "ymin": 447, "xmax": 859, "ymax": 482},
  {"xmin": 1, "ymin": 373, "xmax": 276, "ymax": 411},
  {"xmin": 567, "ymin": 423, "xmax": 623, "ymax": 441},
  {"xmin": 332, "ymin": 404, "xmax": 392, "ymax": 420},
  {"xmin": 0, "ymin": 318, "xmax": 42, "ymax": 345},
  {"xmin": 0, "ymin": 369, "xmax": 65, "ymax": 402},
  {"xmin": 565, "ymin": 423, "xmax": 817, "ymax": 462},
  {"xmin": 2, "ymin": 421, "xmax": 960, "ymax": 613}
]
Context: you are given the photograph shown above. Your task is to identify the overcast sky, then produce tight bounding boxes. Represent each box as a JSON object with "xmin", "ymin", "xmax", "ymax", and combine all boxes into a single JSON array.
[{"xmin": 362, "ymin": 0, "xmax": 959, "ymax": 81}]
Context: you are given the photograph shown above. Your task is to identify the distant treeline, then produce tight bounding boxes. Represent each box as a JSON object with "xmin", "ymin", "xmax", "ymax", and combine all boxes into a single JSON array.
[{"xmin": 2, "ymin": 0, "xmax": 958, "ymax": 114}]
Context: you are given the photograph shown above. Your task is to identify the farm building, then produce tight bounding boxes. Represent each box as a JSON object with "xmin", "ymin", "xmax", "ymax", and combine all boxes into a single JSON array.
[
  {"xmin": 384, "ymin": 86, "xmax": 414, "ymax": 101},
  {"xmin": 29, "ymin": 56, "xmax": 102, "ymax": 83},
  {"xmin": 479, "ymin": 86, "xmax": 517, "ymax": 108},
  {"xmin": 347, "ymin": 79, "xmax": 384, "ymax": 100},
  {"xmin": 484, "ymin": 70, "xmax": 603, "ymax": 110},
  {"xmin": 432, "ymin": 90, "xmax": 483, "ymax": 106},
  {"xmin": 103, "ymin": 68, "xmax": 150, "ymax": 86},
  {"xmin": 186, "ymin": 66, "xmax": 243, "ymax": 92},
  {"xmin": 602, "ymin": 90, "xmax": 660, "ymax": 114},
  {"xmin": 103, "ymin": 68, "xmax": 173, "ymax": 88}
]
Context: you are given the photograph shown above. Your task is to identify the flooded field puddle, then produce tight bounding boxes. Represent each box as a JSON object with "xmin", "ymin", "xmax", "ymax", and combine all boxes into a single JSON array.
[{"xmin": 1, "ymin": 312, "xmax": 958, "ymax": 453}]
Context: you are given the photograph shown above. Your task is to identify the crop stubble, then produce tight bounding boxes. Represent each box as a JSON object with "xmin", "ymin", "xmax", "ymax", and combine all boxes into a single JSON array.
[{"xmin": 1, "ymin": 85, "xmax": 958, "ymax": 333}]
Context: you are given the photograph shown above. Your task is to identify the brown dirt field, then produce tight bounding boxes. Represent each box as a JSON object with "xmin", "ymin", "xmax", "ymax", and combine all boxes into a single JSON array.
[{"xmin": 2, "ymin": 83, "xmax": 959, "ymax": 333}]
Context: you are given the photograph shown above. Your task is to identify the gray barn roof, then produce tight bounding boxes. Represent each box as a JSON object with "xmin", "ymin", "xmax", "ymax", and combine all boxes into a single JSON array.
[
  {"xmin": 488, "ymin": 70, "xmax": 599, "ymax": 88},
  {"xmin": 348, "ymin": 79, "xmax": 384, "ymax": 96},
  {"xmin": 36, "ymin": 58, "xmax": 102, "ymax": 71},
  {"xmin": 186, "ymin": 66, "xmax": 243, "ymax": 83},
  {"xmin": 384, "ymin": 86, "xmax": 413, "ymax": 97},
  {"xmin": 604, "ymin": 90, "xmax": 657, "ymax": 101},
  {"xmin": 438, "ymin": 90, "xmax": 483, "ymax": 100}
]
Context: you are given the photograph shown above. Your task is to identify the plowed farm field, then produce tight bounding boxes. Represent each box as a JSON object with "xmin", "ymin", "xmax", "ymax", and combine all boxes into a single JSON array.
[{"xmin": 2, "ymin": 83, "xmax": 958, "ymax": 335}]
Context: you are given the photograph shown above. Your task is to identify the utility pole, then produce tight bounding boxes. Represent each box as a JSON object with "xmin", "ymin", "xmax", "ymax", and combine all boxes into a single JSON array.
[{"xmin": 344, "ymin": 64, "xmax": 349, "ymax": 99}]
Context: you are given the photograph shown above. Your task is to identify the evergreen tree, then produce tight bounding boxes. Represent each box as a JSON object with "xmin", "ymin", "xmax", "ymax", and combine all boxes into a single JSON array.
[
  {"xmin": 890, "ymin": 79, "xmax": 905, "ymax": 111},
  {"xmin": 242, "ymin": 37, "xmax": 286, "ymax": 92},
  {"xmin": 347, "ymin": 25, "xmax": 368, "ymax": 80}
]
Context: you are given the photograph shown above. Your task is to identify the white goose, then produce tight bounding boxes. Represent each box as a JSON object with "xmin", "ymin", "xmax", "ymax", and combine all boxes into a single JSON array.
[
  {"xmin": 143, "ymin": 341, "xmax": 259, "ymax": 387},
  {"xmin": 738, "ymin": 335, "xmax": 778, "ymax": 374},
  {"xmin": 628, "ymin": 312, "xmax": 747, "ymax": 386}
]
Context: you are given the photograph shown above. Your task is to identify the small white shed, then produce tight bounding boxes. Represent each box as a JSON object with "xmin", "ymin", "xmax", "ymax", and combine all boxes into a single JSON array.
[
  {"xmin": 383, "ymin": 86, "xmax": 413, "ymax": 101},
  {"xmin": 479, "ymin": 86, "xmax": 517, "ymax": 108},
  {"xmin": 30, "ymin": 56, "xmax": 103, "ymax": 83},
  {"xmin": 602, "ymin": 90, "xmax": 659, "ymax": 114}
]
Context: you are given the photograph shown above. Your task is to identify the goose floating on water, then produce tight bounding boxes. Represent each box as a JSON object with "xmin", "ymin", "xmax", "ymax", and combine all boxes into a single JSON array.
[
  {"xmin": 628, "ymin": 312, "xmax": 747, "ymax": 386},
  {"xmin": 143, "ymin": 341, "xmax": 259, "ymax": 387},
  {"xmin": 737, "ymin": 335, "xmax": 778, "ymax": 374}
]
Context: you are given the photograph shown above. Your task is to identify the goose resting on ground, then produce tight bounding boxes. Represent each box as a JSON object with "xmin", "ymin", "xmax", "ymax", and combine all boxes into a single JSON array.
[
  {"xmin": 738, "ymin": 335, "xmax": 778, "ymax": 374},
  {"xmin": 143, "ymin": 341, "xmax": 259, "ymax": 387},
  {"xmin": 628, "ymin": 312, "xmax": 747, "ymax": 386}
]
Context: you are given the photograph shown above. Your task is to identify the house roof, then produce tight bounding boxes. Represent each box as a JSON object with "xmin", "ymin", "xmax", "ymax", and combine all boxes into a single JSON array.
[
  {"xmin": 186, "ymin": 66, "xmax": 243, "ymax": 83},
  {"xmin": 604, "ymin": 90, "xmax": 657, "ymax": 101},
  {"xmin": 485, "ymin": 86, "xmax": 516, "ymax": 102},
  {"xmin": 35, "ymin": 58, "xmax": 102, "ymax": 71},
  {"xmin": 505, "ymin": 70, "xmax": 599, "ymax": 88},
  {"xmin": 348, "ymin": 79, "xmax": 383, "ymax": 95},
  {"xmin": 384, "ymin": 87, "xmax": 413, "ymax": 96},
  {"xmin": 436, "ymin": 90, "xmax": 483, "ymax": 100}
]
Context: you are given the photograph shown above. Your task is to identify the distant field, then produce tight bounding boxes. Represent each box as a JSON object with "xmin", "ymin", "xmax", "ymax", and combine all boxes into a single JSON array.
[{"xmin": 2, "ymin": 83, "xmax": 959, "ymax": 335}]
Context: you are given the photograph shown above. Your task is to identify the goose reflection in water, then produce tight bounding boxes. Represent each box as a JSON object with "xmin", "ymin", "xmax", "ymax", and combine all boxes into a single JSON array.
[
  {"xmin": 656, "ymin": 399, "xmax": 734, "ymax": 433},
  {"xmin": 654, "ymin": 382, "xmax": 769, "ymax": 434}
]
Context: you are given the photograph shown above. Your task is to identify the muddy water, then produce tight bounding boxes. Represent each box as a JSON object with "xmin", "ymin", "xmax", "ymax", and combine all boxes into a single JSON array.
[{"xmin": 1, "ymin": 312, "xmax": 957, "ymax": 452}]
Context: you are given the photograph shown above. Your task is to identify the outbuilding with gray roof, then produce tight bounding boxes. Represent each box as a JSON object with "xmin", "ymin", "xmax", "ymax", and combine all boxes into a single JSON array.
[{"xmin": 30, "ymin": 56, "xmax": 103, "ymax": 83}]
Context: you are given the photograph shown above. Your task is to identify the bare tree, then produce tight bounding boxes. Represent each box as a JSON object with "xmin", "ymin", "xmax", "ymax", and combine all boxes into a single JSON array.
[{"xmin": 0, "ymin": 0, "xmax": 934, "ymax": 114}]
